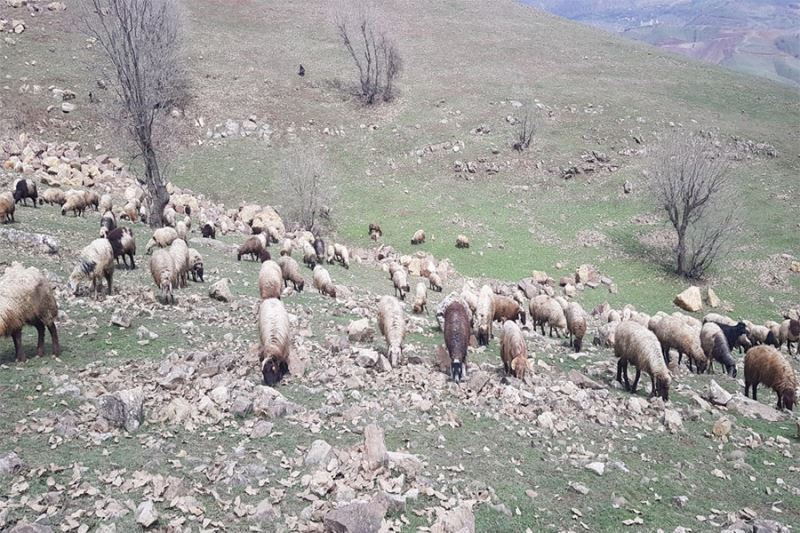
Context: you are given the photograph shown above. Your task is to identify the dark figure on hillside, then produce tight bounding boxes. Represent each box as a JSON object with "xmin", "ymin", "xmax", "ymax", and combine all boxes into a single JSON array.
[{"xmin": 298, "ymin": 64, "xmax": 305, "ymax": 77}]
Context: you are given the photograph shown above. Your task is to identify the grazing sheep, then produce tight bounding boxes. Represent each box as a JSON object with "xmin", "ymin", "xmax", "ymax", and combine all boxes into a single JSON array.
[
  {"xmin": 99, "ymin": 193, "xmax": 113, "ymax": 213},
  {"xmin": 444, "ymin": 301, "xmax": 471, "ymax": 382},
  {"xmin": 388, "ymin": 262, "xmax": 403, "ymax": 280},
  {"xmin": 277, "ymin": 255, "xmax": 305, "ymax": 292},
  {"xmin": 82, "ymin": 190, "xmax": 100, "ymax": 211},
  {"xmin": 162, "ymin": 206, "xmax": 177, "ymax": 227},
  {"xmin": 100, "ymin": 210, "xmax": 117, "ymax": 237},
  {"xmin": 703, "ymin": 313, "xmax": 735, "ymax": 326},
  {"xmin": 744, "ymin": 345, "xmax": 797, "ymax": 411},
  {"xmin": 429, "ymin": 272, "xmax": 443, "ymax": 292},
  {"xmin": 313, "ymin": 237, "xmax": 326, "ymax": 263},
  {"xmin": 0, "ymin": 263, "xmax": 60, "ymax": 362},
  {"xmin": 368, "ymin": 223, "xmax": 382, "ymax": 239},
  {"xmin": 237, "ymin": 234, "xmax": 268, "ymax": 261},
  {"xmin": 0, "ymin": 192, "xmax": 15, "ymax": 223},
  {"xmin": 651, "ymin": 315, "xmax": 707, "ymax": 373},
  {"xmin": 700, "ymin": 322, "xmax": 737, "ymax": 377},
  {"xmin": 745, "ymin": 322, "xmax": 775, "ymax": 347},
  {"xmin": 123, "ymin": 201, "xmax": 139, "ymax": 222},
  {"xmin": 200, "ymin": 222, "xmax": 215, "ymax": 239},
  {"xmin": 68, "ymin": 238, "xmax": 114, "ymax": 298},
  {"xmin": 529, "ymin": 295, "xmax": 566, "ymax": 338},
  {"xmin": 500, "ymin": 320, "xmax": 528, "ymax": 379},
  {"xmin": 593, "ymin": 320, "xmax": 619, "ymax": 348},
  {"xmin": 182, "ymin": 215, "xmax": 191, "ymax": 232},
  {"xmin": 40, "ymin": 188, "xmax": 66, "ymax": 206},
  {"xmin": 144, "ymin": 227, "xmax": 178, "ymax": 254},
  {"xmin": 312, "ymin": 265, "xmax": 337, "ymax": 298},
  {"xmin": 614, "ymin": 321, "xmax": 671, "ymax": 401},
  {"xmin": 461, "ymin": 285, "xmax": 479, "ymax": 315},
  {"xmin": 168, "ymin": 239, "xmax": 190, "ymax": 288},
  {"xmin": 412, "ymin": 282, "xmax": 428, "ymax": 314},
  {"xmin": 258, "ymin": 260, "xmax": 284, "ymax": 300},
  {"xmin": 325, "ymin": 241, "xmax": 336, "ymax": 264},
  {"xmin": 188, "ymin": 248, "xmax": 204, "ymax": 282},
  {"xmin": 333, "ymin": 243, "xmax": 350, "ymax": 269},
  {"xmin": 378, "ymin": 295, "xmax": 406, "ymax": 367},
  {"xmin": 61, "ymin": 193, "xmax": 86, "ymax": 217},
  {"xmin": 475, "ymin": 285, "xmax": 495, "ymax": 346},
  {"xmin": 280, "ymin": 238, "xmax": 293, "ymax": 256},
  {"xmin": 778, "ymin": 319, "xmax": 800, "ymax": 355},
  {"xmin": 493, "ymin": 294, "xmax": 526, "ymax": 325},
  {"xmin": 258, "ymin": 298, "xmax": 292, "ymax": 386},
  {"xmin": 392, "ymin": 268, "xmax": 410, "ymax": 301},
  {"xmin": 707, "ymin": 320, "xmax": 749, "ymax": 353},
  {"xmin": 106, "ymin": 227, "xmax": 136, "ymax": 269},
  {"xmin": 302, "ymin": 240, "xmax": 318, "ymax": 269},
  {"xmin": 455, "ymin": 234, "xmax": 470, "ymax": 248},
  {"xmin": 410, "ymin": 229, "xmax": 426, "ymax": 245},
  {"xmin": 565, "ymin": 301, "xmax": 588, "ymax": 353},
  {"xmin": 175, "ymin": 220, "xmax": 188, "ymax": 241},
  {"xmin": 149, "ymin": 249, "xmax": 176, "ymax": 304},
  {"xmin": 765, "ymin": 321, "xmax": 781, "ymax": 348},
  {"xmin": 12, "ymin": 179, "xmax": 38, "ymax": 207}
]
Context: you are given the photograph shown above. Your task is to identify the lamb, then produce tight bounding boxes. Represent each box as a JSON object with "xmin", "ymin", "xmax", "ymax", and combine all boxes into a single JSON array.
[
  {"xmin": 175, "ymin": 220, "xmax": 188, "ymax": 241},
  {"xmin": 475, "ymin": 285, "xmax": 496, "ymax": 346},
  {"xmin": 99, "ymin": 210, "xmax": 116, "ymax": 237},
  {"xmin": 700, "ymin": 322, "xmax": 737, "ymax": 377},
  {"xmin": 258, "ymin": 298, "xmax": 292, "ymax": 386},
  {"xmin": 201, "ymin": 221, "xmax": 215, "ymax": 239},
  {"xmin": 106, "ymin": 227, "xmax": 136, "ymax": 269},
  {"xmin": 277, "ymin": 255, "xmax": 305, "ymax": 292},
  {"xmin": 258, "ymin": 260, "xmax": 284, "ymax": 299},
  {"xmin": 565, "ymin": 301, "xmax": 588, "ymax": 353},
  {"xmin": 333, "ymin": 243, "xmax": 350, "ymax": 269},
  {"xmin": 188, "ymin": 248, "xmax": 204, "ymax": 282},
  {"xmin": 500, "ymin": 320, "xmax": 528, "ymax": 379},
  {"xmin": 392, "ymin": 268, "xmax": 410, "ymax": 300},
  {"xmin": 378, "ymin": 295, "xmax": 406, "ymax": 367},
  {"xmin": 237, "ymin": 234, "xmax": 268, "ymax": 261},
  {"xmin": 615, "ymin": 321, "xmax": 671, "ymax": 400},
  {"xmin": 12, "ymin": 179, "xmax": 38, "ymax": 207},
  {"xmin": 492, "ymin": 294, "xmax": 526, "ymax": 325},
  {"xmin": 68, "ymin": 238, "xmax": 115, "ymax": 298},
  {"xmin": 313, "ymin": 265, "xmax": 337, "ymax": 298},
  {"xmin": 778, "ymin": 319, "xmax": 800, "ymax": 355},
  {"xmin": 410, "ymin": 229, "xmax": 426, "ymax": 245},
  {"xmin": 0, "ymin": 192, "xmax": 15, "ymax": 223},
  {"xmin": 650, "ymin": 315, "xmax": 707, "ymax": 373},
  {"xmin": 313, "ymin": 237, "xmax": 326, "ymax": 263},
  {"xmin": 368, "ymin": 223, "xmax": 382, "ymax": 240},
  {"xmin": 412, "ymin": 282, "xmax": 428, "ymax": 314},
  {"xmin": 149, "ymin": 249, "xmax": 176, "ymax": 304},
  {"xmin": 0, "ymin": 263, "xmax": 60, "ymax": 362},
  {"xmin": 302, "ymin": 240, "xmax": 318, "ymax": 269},
  {"xmin": 744, "ymin": 345, "xmax": 797, "ymax": 411},
  {"xmin": 326, "ymin": 242, "xmax": 335, "ymax": 264},
  {"xmin": 455, "ymin": 234, "xmax": 470, "ymax": 248},
  {"xmin": 61, "ymin": 193, "xmax": 86, "ymax": 217},
  {"xmin": 443, "ymin": 301, "xmax": 471, "ymax": 382},
  {"xmin": 428, "ymin": 272, "xmax": 443, "ymax": 292},
  {"xmin": 144, "ymin": 227, "xmax": 178, "ymax": 254},
  {"xmin": 529, "ymin": 295, "xmax": 566, "ymax": 338},
  {"xmin": 168, "ymin": 239, "xmax": 190, "ymax": 288},
  {"xmin": 40, "ymin": 188, "xmax": 66, "ymax": 206}
]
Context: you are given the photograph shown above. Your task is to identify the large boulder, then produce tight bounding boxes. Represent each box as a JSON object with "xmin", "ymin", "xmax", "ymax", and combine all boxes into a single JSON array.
[
  {"xmin": 348, "ymin": 318, "xmax": 373, "ymax": 343},
  {"xmin": 674, "ymin": 286, "xmax": 702, "ymax": 312},
  {"xmin": 364, "ymin": 424, "xmax": 387, "ymax": 469},
  {"xmin": 323, "ymin": 499, "xmax": 388, "ymax": 533},
  {"xmin": 209, "ymin": 278, "xmax": 234, "ymax": 302},
  {"xmin": 96, "ymin": 387, "xmax": 144, "ymax": 432}
]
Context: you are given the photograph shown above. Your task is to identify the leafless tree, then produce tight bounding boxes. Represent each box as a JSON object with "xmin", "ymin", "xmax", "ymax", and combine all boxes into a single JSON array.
[
  {"xmin": 649, "ymin": 135, "xmax": 736, "ymax": 279},
  {"xmin": 275, "ymin": 149, "xmax": 336, "ymax": 235},
  {"xmin": 513, "ymin": 109, "xmax": 535, "ymax": 152},
  {"xmin": 85, "ymin": 0, "xmax": 188, "ymax": 228},
  {"xmin": 333, "ymin": 0, "xmax": 402, "ymax": 104}
]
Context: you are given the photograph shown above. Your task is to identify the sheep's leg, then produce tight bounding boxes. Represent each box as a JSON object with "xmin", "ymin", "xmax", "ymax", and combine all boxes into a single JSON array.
[
  {"xmin": 744, "ymin": 381, "xmax": 750, "ymax": 398},
  {"xmin": 631, "ymin": 367, "xmax": 641, "ymax": 394},
  {"xmin": 752, "ymin": 383, "xmax": 758, "ymax": 401},
  {"xmin": 35, "ymin": 322, "xmax": 45, "ymax": 357},
  {"xmin": 129, "ymin": 253, "xmax": 136, "ymax": 270},
  {"xmin": 776, "ymin": 392, "xmax": 782, "ymax": 410},
  {"xmin": 48, "ymin": 323, "xmax": 60, "ymax": 356},
  {"xmin": 106, "ymin": 271, "xmax": 114, "ymax": 295},
  {"xmin": 12, "ymin": 330, "xmax": 25, "ymax": 362}
]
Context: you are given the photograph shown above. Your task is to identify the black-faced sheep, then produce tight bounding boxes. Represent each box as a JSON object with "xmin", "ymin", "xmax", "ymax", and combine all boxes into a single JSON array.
[
  {"xmin": 500, "ymin": 320, "xmax": 528, "ymax": 379},
  {"xmin": 378, "ymin": 295, "xmax": 406, "ymax": 367},
  {"xmin": 238, "ymin": 234, "xmax": 268, "ymax": 262},
  {"xmin": 313, "ymin": 265, "xmax": 336, "ymax": 298},
  {"xmin": 744, "ymin": 345, "xmax": 797, "ymax": 411},
  {"xmin": 455, "ymin": 234, "xmax": 470, "ymax": 248},
  {"xmin": 61, "ymin": 192, "xmax": 86, "ymax": 217},
  {"xmin": 259, "ymin": 260, "xmax": 283, "ymax": 300},
  {"xmin": 40, "ymin": 188, "xmax": 66, "ymax": 207},
  {"xmin": 168, "ymin": 239, "xmax": 190, "ymax": 289},
  {"xmin": 333, "ymin": 243, "xmax": 350, "ymax": 269},
  {"xmin": 392, "ymin": 268, "xmax": 410, "ymax": 301},
  {"xmin": 277, "ymin": 255, "xmax": 305, "ymax": 292},
  {"xmin": 149, "ymin": 249, "xmax": 176, "ymax": 304},
  {"xmin": 565, "ymin": 301, "xmax": 587, "ymax": 353},
  {"xmin": 650, "ymin": 315, "xmax": 707, "ymax": 373},
  {"xmin": 444, "ymin": 301, "xmax": 471, "ymax": 382},
  {"xmin": 258, "ymin": 298, "xmax": 292, "ymax": 386},
  {"xmin": 313, "ymin": 237, "xmax": 326, "ymax": 263},
  {"xmin": 778, "ymin": 319, "xmax": 800, "ymax": 355},
  {"xmin": 0, "ymin": 263, "xmax": 60, "ymax": 362},
  {"xmin": 145, "ymin": 227, "xmax": 178, "ymax": 254},
  {"xmin": 100, "ymin": 210, "xmax": 116, "ymax": 237},
  {"xmin": 188, "ymin": 248, "xmax": 203, "ymax": 282},
  {"xmin": 106, "ymin": 227, "xmax": 136, "ymax": 269},
  {"xmin": 201, "ymin": 222, "xmax": 215, "ymax": 239},
  {"xmin": 410, "ymin": 229, "xmax": 426, "ymax": 245},
  {"xmin": 428, "ymin": 272, "xmax": 443, "ymax": 292},
  {"xmin": 368, "ymin": 223, "xmax": 382, "ymax": 240},
  {"xmin": 412, "ymin": 282, "xmax": 428, "ymax": 314},
  {"xmin": 12, "ymin": 179, "xmax": 37, "ymax": 207},
  {"xmin": 68, "ymin": 238, "xmax": 114, "ymax": 298},
  {"xmin": 475, "ymin": 285, "xmax": 495, "ymax": 346},
  {"xmin": 0, "ymin": 192, "xmax": 15, "ymax": 223},
  {"xmin": 700, "ymin": 322, "xmax": 737, "ymax": 377},
  {"xmin": 614, "ymin": 321, "xmax": 671, "ymax": 401}
]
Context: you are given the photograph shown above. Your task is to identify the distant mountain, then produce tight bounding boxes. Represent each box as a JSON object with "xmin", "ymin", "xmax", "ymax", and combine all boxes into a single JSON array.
[{"xmin": 524, "ymin": 0, "xmax": 800, "ymax": 86}]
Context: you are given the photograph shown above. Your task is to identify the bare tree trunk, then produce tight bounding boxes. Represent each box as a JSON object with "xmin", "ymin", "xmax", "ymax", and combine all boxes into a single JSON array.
[{"xmin": 142, "ymin": 140, "xmax": 169, "ymax": 228}]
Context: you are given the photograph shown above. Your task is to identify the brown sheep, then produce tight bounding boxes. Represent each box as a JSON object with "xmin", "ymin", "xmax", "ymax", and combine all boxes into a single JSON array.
[
  {"xmin": 149, "ymin": 249, "xmax": 176, "ymax": 304},
  {"xmin": 333, "ymin": 243, "xmax": 350, "ymax": 269},
  {"xmin": 168, "ymin": 239, "xmax": 190, "ymax": 288},
  {"xmin": 61, "ymin": 192, "xmax": 86, "ymax": 217},
  {"xmin": 412, "ymin": 282, "xmax": 428, "ymax": 314},
  {"xmin": 475, "ymin": 285, "xmax": 495, "ymax": 346},
  {"xmin": 565, "ymin": 301, "xmax": 587, "ymax": 353},
  {"xmin": 258, "ymin": 260, "xmax": 283, "ymax": 300},
  {"xmin": 778, "ymin": 319, "xmax": 800, "ymax": 355},
  {"xmin": 410, "ymin": 229, "xmax": 426, "ymax": 245},
  {"xmin": 428, "ymin": 272, "xmax": 443, "ymax": 292},
  {"xmin": 529, "ymin": 295, "xmax": 566, "ymax": 338},
  {"xmin": 280, "ymin": 238, "xmax": 293, "ymax": 256},
  {"xmin": 651, "ymin": 315, "xmax": 707, "ymax": 373},
  {"xmin": 744, "ymin": 345, "xmax": 797, "ymax": 411},
  {"xmin": 0, "ymin": 191, "xmax": 15, "ymax": 223},
  {"xmin": 40, "ymin": 188, "xmax": 66, "ymax": 207},
  {"xmin": 188, "ymin": 248, "xmax": 203, "ymax": 282},
  {"xmin": 444, "ymin": 301, "xmax": 471, "ymax": 382},
  {"xmin": 378, "ymin": 295, "xmax": 406, "ymax": 367},
  {"xmin": 455, "ymin": 234, "xmax": 470, "ymax": 248},
  {"xmin": 83, "ymin": 190, "xmax": 100, "ymax": 211},
  {"xmin": 277, "ymin": 255, "xmax": 305, "ymax": 292},
  {"xmin": 123, "ymin": 201, "xmax": 139, "ymax": 223},
  {"xmin": 0, "ymin": 263, "xmax": 60, "ymax": 362},
  {"xmin": 313, "ymin": 265, "xmax": 337, "ymax": 298},
  {"xmin": 258, "ymin": 298, "xmax": 292, "ymax": 386},
  {"xmin": 500, "ymin": 320, "xmax": 528, "ymax": 379},
  {"xmin": 615, "ymin": 321, "xmax": 671, "ymax": 401},
  {"xmin": 238, "ymin": 234, "xmax": 268, "ymax": 262},
  {"xmin": 492, "ymin": 294, "xmax": 525, "ymax": 325},
  {"xmin": 68, "ymin": 238, "xmax": 114, "ymax": 298}
]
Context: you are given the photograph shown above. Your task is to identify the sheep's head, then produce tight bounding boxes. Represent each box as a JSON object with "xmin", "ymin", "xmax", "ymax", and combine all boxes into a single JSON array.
[
  {"xmin": 766, "ymin": 331, "xmax": 779, "ymax": 348},
  {"xmin": 656, "ymin": 375, "xmax": 671, "ymax": 402},
  {"xmin": 450, "ymin": 358, "xmax": 463, "ymax": 383},
  {"xmin": 733, "ymin": 322, "xmax": 749, "ymax": 337},
  {"xmin": 262, "ymin": 357, "xmax": 287, "ymax": 386},
  {"xmin": 726, "ymin": 362, "xmax": 737, "ymax": 378},
  {"xmin": 511, "ymin": 356, "xmax": 526, "ymax": 380},
  {"xmin": 67, "ymin": 266, "xmax": 87, "ymax": 295},
  {"xmin": 790, "ymin": 319, "xmax": 800, "ymax": 337},
  {"xmin": 324, "ymin": 284, "xmax": 337, "ymax": 298},
  {"xmin": 695, "ymin": 358, "xmax": 708, "ymax": 374},
  {"xmin": 193, "ymin": 264, "xmax": 204, "ymax": 283},
  {"xmin": 259, "ymin": 249, "xmax": 271, "ymax": 263},
  {"xmin": 781, "ymin": 388, "xmax": 796, "ymax": 411},
  {"xmin": 388, "ymin": 346, "xmax": 402, "ymax": 368}
]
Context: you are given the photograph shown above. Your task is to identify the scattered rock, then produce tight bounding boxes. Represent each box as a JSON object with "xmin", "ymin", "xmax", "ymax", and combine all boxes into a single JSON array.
[
  {"xmin": 110, "ymin": 309, "xmax": 133, "ymax": 328},
  {"xmin": 431, "ymin": 503, "xmax": 475, "ymax": 533},
  {"xmin": 0, "ymin": 451, "xmax": 25, "ymax": 476},
  {"xmin": 731, "ymin": 395, "xmax": 784, "ymax": 422},
  {"xmin": 347, "ymin": 318, "xmax": 373, "ymax": 342},
  {"xmin": 467, "ymin": 370, "xmax": 491, "ymax": 393},
  {"xmin": 674, "ymin": 286, "xmax": 702, "ymax": 312},
  {"xmin": 305, "ymin": 439, "xmax": 333, "ymax": 467},
  {"xmin": 364, "ymin": 424, "xmax": 387, "ymax": 469},
  {"xmin": 209, "ymin": 278, "xmax": 234, "ymax": 302},
  {"xmin": 323, "ymin": 499, "xmax": 387, "ymax": 533},
  {"xmin": 712, "ymin": 416, "xmax": 732, "ymax": 438},
  {"xmin": 707, "ymin": 287, "xmax": 721, "ymax": 308},
  {"xmin": 663, "ymin": 409, "xmax": 683, "ymax": 433},
  {"xmin": 251, "ymin": 420, "xmax": 273, "ymax": 439},
  {"xmin": 135, "ymin": 500, "xmax": 158, "ymax": 528},
  {"xmin": 355, "ymin": 348, "xmax": 379, "ymax": 368},
  {"xmin": 705, "ymin": 380, "xmax": 733, "ymax": 406},
  {"xmin": 61, "ymin": 102, "xmax": 76, "ymax": 113},
  {"xmin": 623, "ymin": 180, "xmax": 632, "ymax": 194},
  {"xmin": 673, "ymin": 495, "xmax": 689, "ymax": 508},
  {"xmin": 791, "ymin": 261, "xmax": 800, "ymax": 273},
  {"xmin": 8, "ymin": 524, "xmax": 54, "ymax": 533},
  {"xmin": 252, "ymin": 386, "xmax": 301, "ymax": 419},
  {"xmin": 96, "ymin": 387, "xmax": 144, "ymax": 432},
  {"xmin": 570, "ymin": 482, "xmax": 590, "ymax": 495},
  {"xmin": 231, "ymin": 395, "xmax": 253, "ymax": 418},
  {"xmin": 585, "ymin": 462, "xmax": 605, "ymax": 476}
]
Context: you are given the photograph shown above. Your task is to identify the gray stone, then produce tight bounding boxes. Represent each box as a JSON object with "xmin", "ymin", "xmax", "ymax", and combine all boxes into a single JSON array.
[
  {"xmin": 8, "ymin": 524, "xmax": 54, "ymax": 533},
  {"xmin": 347, "ymin": 318, "xmax": 373, "ymax": 342},
  {"xmin": 305, "ymin": 439, "xmax": 333, "ymax": 467},
  {"xmin": 251, "ymin": 420, "xmax": 273, "ymax": 439},
  {"xmin": 209, "ymin": 278, "xmax": 234, "ymax": 302},
  {"xmin": 431, "ymin": 503, "xmax": 475, "ymax": 533},
  {"xmin": 135, "ymin": 500, "xmax": 158, "ymax": 528},
  {"xmin": 674, "ymin": 286, "xmax": 702, "ymax": 312},
  {"xmin": 110, "ymin": 309, "xmax": 133, "ymax": 328},
  {"xmin": 231, "ymin": 395, "xmax": 253, "ymax": 418},
  {"xmin": 323, "ymin": 500, "xmax": 388, "ymax": 533},
  {"xmin": 97, "ymin": 387, "xmax": 144, "ymax": 432},
  {"xmin": 252, "ymin": 386, "xmax": 301, "ymax": 419},
  {"xmin": 663, "ymin": 409, "xmax": 683, "ymax": 433},
  {"xmin": 60, "ymin": 102, "xmax": 75, "ymax": 113},
  {"xmin": 0, "ymin": 451, "xmax": 25, "ymax": 476},
  {"xmin": 705, "ymin": 379, "xmax": 732, "ymax": 406},
  {"xmin": 466, "ymin": 371, "xmax": 491, "ymax": 394},
  {"xmin": 585, "ymin": 462, "xmax": 605, "ymax": 476},
  {"xmin": 355, "ymin": 348, "xmax": 379, "ymax": 368},
  {"xmin": 364, "ymin": 424, "xmax": 387, "ymax": 469}
]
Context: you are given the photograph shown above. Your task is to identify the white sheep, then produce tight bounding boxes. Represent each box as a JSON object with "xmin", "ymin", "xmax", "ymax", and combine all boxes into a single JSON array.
[
  {"xmin": 68, "ymin": 238, "xmax": 115, "ymax": 298},
  {"xmin": 378, "ymin": 295, "xmax": 406, "ymax": 367},
  {"xmin": 149, "ymin": 249, "xmax": 176, "ymax": 304},
  {"xmin": 615, "ymin": 321, "xmax": 671, "ymax": 401},
  {"xmin": 258, "ymin": 298, "xmax": 292, "ymax": 386}
]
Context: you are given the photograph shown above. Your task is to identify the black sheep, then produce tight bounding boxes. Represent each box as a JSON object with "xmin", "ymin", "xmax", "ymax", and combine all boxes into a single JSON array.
[
  {"xmin": 13, "ymin": 180, "xmax": 38, "ymax": 207},
  {"xmin": 201, "ymin": 223, "xmax": 216, "ymax": 239},
  {"xmin": 711, "ymin": 321, "xmax": 749, "ymax": 352},
  {"xmin": 444, "ymin": 301, "xmax": 471, "ymax": 383}
]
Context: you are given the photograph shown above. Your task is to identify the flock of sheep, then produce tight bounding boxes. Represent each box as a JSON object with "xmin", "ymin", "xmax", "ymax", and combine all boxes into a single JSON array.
[{"xmin": 1, "ymin": 178, "xmax": 799, "ymax": 416}]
